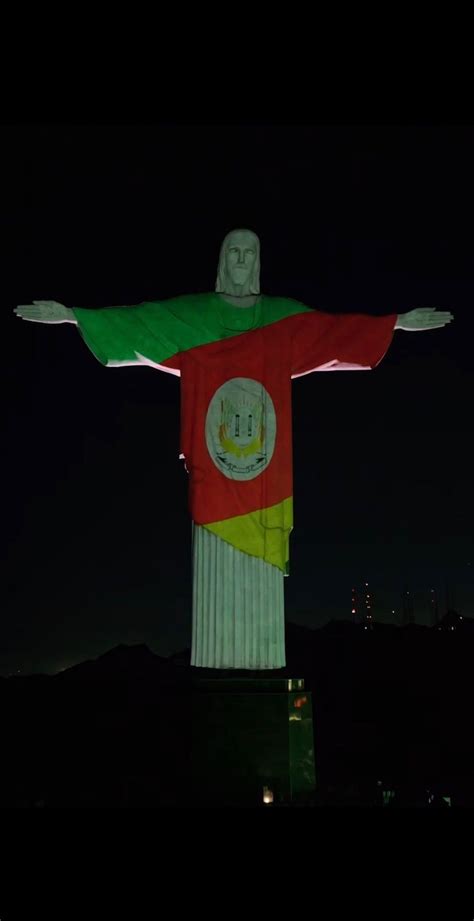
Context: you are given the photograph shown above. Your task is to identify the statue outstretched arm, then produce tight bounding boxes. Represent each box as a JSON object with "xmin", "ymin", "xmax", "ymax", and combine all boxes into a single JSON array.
[
  {"xmin": 289, "ymin": 305, "xmax": 454, "ymax": 379},
  {"xmin": 290, "ymin": 307, "xmax": 398, "ymax": 379},
  {"xmin": 14, "ymin": 298, "xmax": 184, "ymax": 375}
]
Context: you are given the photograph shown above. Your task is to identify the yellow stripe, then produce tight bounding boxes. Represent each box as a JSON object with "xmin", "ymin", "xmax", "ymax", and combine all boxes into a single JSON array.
[{"xmin": 203, "ymin": 497, "xmax": 293, "ymax": 573}]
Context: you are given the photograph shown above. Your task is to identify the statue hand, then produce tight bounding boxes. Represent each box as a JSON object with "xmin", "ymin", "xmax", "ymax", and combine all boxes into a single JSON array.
[
  {"xmin": 395, "ymin": 308, "xmax": 454, "ymax": 331},
  {"xmin": 14, "ymin": 300, "xmax": 76, "ymax": 324}
]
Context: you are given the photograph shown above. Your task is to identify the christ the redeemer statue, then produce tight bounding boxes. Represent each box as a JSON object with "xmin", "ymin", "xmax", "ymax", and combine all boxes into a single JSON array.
[{"xmin": 15, "ymin": 229, "xmax": 453, "ymax": 670}]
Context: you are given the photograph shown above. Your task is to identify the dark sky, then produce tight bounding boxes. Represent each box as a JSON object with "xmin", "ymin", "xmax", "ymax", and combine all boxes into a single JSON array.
[{"xmin": 2, "ymin": 124, "xmax": 473, "ymax": 674}]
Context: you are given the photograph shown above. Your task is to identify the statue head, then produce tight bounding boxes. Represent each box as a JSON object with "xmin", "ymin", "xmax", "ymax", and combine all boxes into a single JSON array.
[{"xmin": 215, "ymin": 228, "xmax": 260, "ymax": 297}]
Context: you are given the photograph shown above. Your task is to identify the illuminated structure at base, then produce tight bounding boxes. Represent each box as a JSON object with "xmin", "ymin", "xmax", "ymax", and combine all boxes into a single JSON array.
[{"xmin": 191, "ymin": 677, "xmax": 316, "ymax": 805}]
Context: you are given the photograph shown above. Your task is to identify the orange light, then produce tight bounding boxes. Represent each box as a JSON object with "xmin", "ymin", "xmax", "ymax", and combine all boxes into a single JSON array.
[{"xmin": 294, "ymin": 696, "xmax": 307, "ymax": 709}]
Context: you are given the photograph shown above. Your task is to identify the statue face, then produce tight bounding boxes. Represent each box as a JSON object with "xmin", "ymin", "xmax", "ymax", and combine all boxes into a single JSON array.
[{"xmin": 224, "ymin": 230, "xmax": 258, "ymax": 291}]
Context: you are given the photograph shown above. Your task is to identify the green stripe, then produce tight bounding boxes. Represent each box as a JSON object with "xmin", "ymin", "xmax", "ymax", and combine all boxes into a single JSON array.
[{"xmin": 73, "ymin": 293, "xmax": 312, "ymax": 367}]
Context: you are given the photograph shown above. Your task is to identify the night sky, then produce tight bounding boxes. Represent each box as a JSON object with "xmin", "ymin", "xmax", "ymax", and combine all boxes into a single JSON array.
[{"xmin": 2, "ymin": 124, "xmax": 473, "ymax": 675}]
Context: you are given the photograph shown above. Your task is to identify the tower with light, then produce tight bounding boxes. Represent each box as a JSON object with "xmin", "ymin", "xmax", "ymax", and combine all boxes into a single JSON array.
[{"xmin": 364, "ymin": 581, "xmax": 373, "ymax": 629}]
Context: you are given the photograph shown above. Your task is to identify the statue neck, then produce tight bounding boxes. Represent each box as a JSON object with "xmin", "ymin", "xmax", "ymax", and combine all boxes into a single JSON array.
[{"xmin": 217, "ymin": 293, "xmax": 260, "ymax": 309}]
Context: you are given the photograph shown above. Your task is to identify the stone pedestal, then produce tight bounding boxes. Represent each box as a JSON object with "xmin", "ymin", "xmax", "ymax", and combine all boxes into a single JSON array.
[{"xmin": 190, "ymin": 677, "xmax": 316, "ymax": 806}]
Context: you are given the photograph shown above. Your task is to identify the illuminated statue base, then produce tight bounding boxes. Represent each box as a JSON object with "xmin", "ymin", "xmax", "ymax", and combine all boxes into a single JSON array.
[{"xmin": 190, "ymin": 677, "xmax": 316, "ymax": 806}]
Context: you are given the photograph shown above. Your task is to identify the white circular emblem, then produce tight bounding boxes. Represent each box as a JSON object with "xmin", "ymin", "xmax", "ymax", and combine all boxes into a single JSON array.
[{"xmin": 205, "ymin": 377, "xmax": 277, "ymax": 481}]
